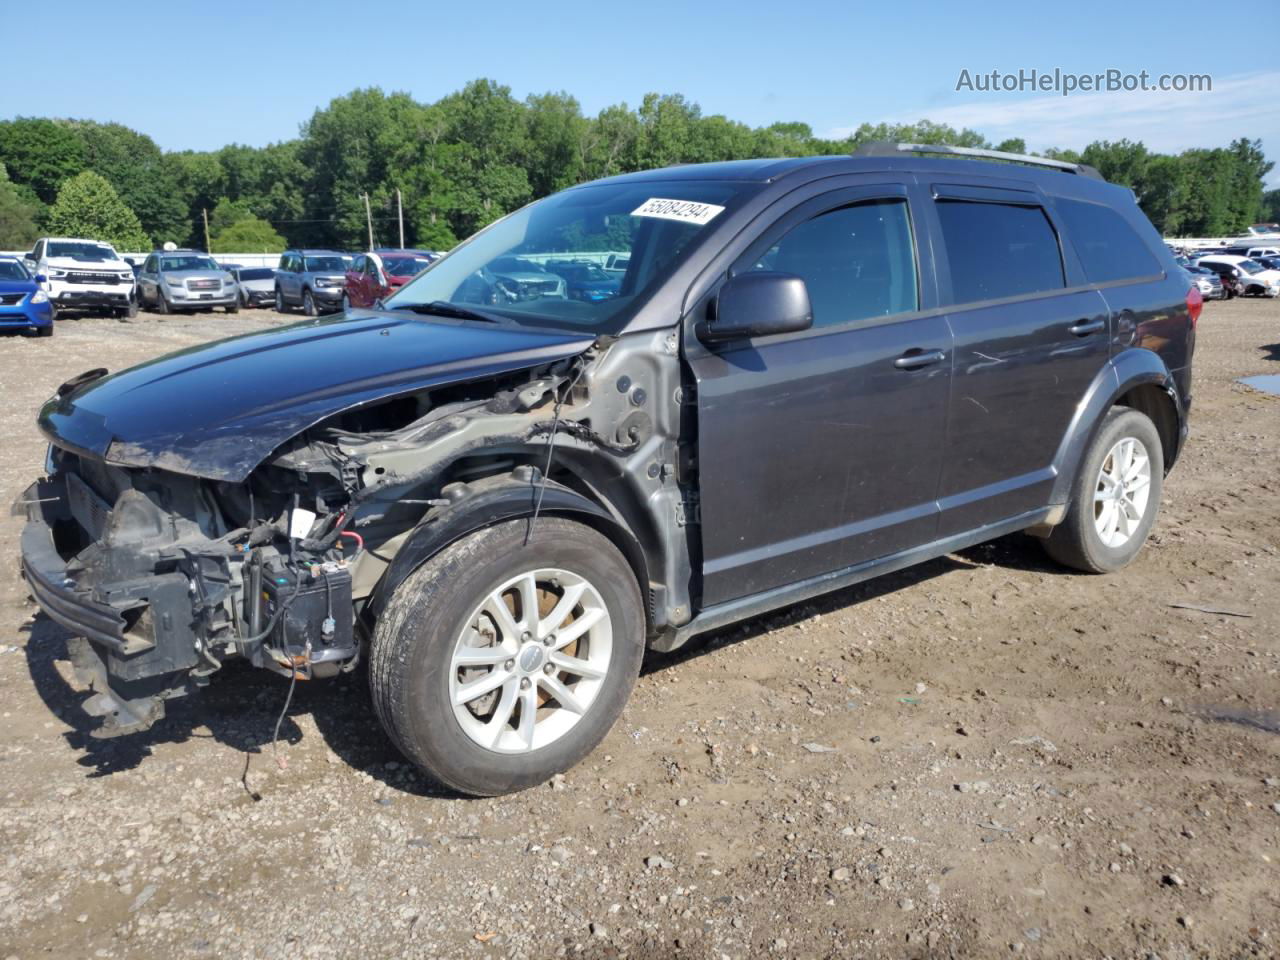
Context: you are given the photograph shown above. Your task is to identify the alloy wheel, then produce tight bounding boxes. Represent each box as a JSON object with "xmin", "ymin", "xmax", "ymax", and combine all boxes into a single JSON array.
[{"xmin": 1093, "ymin": 436, "xmax": 1152, "ymax": 548}]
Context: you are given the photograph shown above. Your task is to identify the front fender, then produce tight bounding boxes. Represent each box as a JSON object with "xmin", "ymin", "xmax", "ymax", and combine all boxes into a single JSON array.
[
  {"xmin": 1047, "ymin": 347, "xmax": 1185, "ymax": 505},
  {"xmin": 367, "ymin": 474, "xmax": 648, "ymax": 622}
]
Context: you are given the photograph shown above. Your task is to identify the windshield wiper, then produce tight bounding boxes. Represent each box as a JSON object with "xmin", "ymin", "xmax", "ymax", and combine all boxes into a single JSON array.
[{"xmin": 398, "ymin": 301, "xmax": 505, "ymax": 324}]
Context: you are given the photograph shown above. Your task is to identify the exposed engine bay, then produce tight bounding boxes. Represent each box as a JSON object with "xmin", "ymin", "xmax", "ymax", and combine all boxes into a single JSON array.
[{"xmin": 16, "ymin": 328, "xmax": 695, "ymax": 737}]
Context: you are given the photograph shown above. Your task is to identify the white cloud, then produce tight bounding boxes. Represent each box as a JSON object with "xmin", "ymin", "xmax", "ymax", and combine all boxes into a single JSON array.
[{"xmin": 830, "ymin": 70, "xmax": 1280, "ymax": 187}]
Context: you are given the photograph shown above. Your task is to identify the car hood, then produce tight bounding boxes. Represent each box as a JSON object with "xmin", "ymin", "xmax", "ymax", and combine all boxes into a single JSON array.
[
  {"xmin": 0, "ymin": 280, "xmax": 37, "ymax": 294},
  {"xmin": 39, "ymin": 310, "xmax": 595, "ymax": 482},
  {"xmin": 44, "ymin": 256, "xmax": 128, "ymax": 271},
  {"xmin": 163, "ymin": 269, "xmax": 228, "ymax": 282}
]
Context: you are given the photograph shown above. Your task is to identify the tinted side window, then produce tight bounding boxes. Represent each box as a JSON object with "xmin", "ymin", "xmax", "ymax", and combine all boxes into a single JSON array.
[
  {"xmin": 1055, "ymin": 198, "xmax": 1161, "ymax": 284},
  {"xmin": 745, "ymin": 199, "xmax": 918, "ymax": 327},
  {"xmin": 936, "ymin": 200, "xmax": 1064, "ymax": 304}
]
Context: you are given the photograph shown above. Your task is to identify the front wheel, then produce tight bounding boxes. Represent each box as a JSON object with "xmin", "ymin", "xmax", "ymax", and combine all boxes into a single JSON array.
[
  {"xmin": 303, "ymin": 289, "xmax": 317, "ymax": 316},
  {"xmin": 341, "ymin": 292, "xmax": 351, "ymax": 312},
  {"xmin": 274, "ymin": 288, "xmax": 287, "ymax": 313},
  {"xmin": 155, "ymin": 292, "xmax": 170, "ymax": 315},
  {"xmin": 1042, "ymin": 406, "xmax": 1163, "ymax": 573},
  {"xmin": 369, "ymin": 517, "xmax": 645, "ymax": 796}
]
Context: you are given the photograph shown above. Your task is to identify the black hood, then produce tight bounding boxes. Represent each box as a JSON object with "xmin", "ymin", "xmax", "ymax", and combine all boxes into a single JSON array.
[{"xmin": 39, "ymin": 311, "xmax": 594, "ymax": 482}]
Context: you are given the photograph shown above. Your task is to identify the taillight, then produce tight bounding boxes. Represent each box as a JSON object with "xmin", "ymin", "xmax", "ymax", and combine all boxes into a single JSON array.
[{"xmin": 1186, "ymin": 284, "xmax": 1202, "ymax": 328}]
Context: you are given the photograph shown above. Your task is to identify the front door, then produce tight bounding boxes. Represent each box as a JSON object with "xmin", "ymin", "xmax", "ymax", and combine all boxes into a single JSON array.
[{"xmin": 687, "ymin": 185, "xmax": 953, "ymax": 607}]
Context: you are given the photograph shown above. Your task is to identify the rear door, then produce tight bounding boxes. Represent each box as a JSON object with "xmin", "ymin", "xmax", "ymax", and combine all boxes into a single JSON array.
[
  {"xmin": 926, "ymin": 181, "xmax": 1111, "ymax": 535},
  {"xmin": 687, "ymin": 182, "xmax": 954, "ymax": 606}
]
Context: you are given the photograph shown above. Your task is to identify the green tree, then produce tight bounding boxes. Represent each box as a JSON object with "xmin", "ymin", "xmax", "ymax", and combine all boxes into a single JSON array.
[
  {"xmin": 210, "ymin": 217, "xmax": 286, "ymax": 253},
  {"xmin": 0, "ymin": 162, "xmax": 42, "ymax": 248},
  {"xmin": 47, "ymin": 170, "xmax": 150, "ymax": 251},
  {"xmin": 0, "ymin": 117, "xmax": 85, "ymax": 204},
  {"xmin": 71, "ymin": 120, "xmax": 187, "ymax": 242}
]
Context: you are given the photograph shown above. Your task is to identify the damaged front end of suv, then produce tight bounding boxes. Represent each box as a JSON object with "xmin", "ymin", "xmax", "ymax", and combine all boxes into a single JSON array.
[{"xmin": 15, "ymin": 308, "xmax": 688, "ymax": 736}]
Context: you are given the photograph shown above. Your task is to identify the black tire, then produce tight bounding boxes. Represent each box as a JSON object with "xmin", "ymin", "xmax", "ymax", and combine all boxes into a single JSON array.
[
  {"xmin": 125, "ymin": 298, "xmax": 138, "ymax": 319},
  {"xmin": 1042, "ymin": 406, "xmax": 1163, "ymax": 574},
  {"xmin": 241, "ymin": 289, "xmax": 250, "ymax": 308},
  {"xmin": 303, "ymin": 288, "xmax": 317, "ymax": 317},
  {"xmin": 341, "ymin": 292, "xmax": 351, "ymax": 312},
  {"xmin": 274, "ymin": 287, "xmax": 288, "ymax": 313},
  {"xmin": 369, "ymin": 517, "xmax": 645, "ymax": 796},
  {"xmin": 36, "ymin": 323, "xmax": 53, "ymax": 338},
  {"xmin": 225, "ymin": 299, "xmax": 240, "ymax": 314},
  {"xmin": 155, "ymin": 292, "xmax": 170, "ymax": 315}
]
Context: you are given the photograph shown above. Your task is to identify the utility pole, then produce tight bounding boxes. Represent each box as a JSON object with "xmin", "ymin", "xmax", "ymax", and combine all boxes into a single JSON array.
[
  {"xmin": 202, "ymin": 207, "xmax": 211, "ymax": 253},
  {"xmin": 362, "ymin": 193, "xmax": 375, "ymax": 251},
  {"xmin": 396, "ymin": 188, "xmax": 405, "ymax": 248}
]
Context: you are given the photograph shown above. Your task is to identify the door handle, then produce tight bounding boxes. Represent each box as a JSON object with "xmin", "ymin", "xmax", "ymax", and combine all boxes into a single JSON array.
[
  {"xmin": 894, "ymin": 349, "xmax": 947, "ymax": 370},
  {"xmin": 1068, "ymin": 319, "xmax": 1106, "ymax": 336}
]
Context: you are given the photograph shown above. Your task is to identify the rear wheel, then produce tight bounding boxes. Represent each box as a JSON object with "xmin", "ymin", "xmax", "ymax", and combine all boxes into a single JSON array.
[
  {"xmin": 1042, "ymin": 407, "xmax": 1163, "ymax": 573},
  {"xmin": 369, "ymin": 517, "xmax": 645, "ymax": 796}
]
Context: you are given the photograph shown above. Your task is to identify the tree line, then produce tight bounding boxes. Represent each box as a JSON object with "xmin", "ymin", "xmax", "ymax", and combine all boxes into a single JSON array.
[{"xmin": 1, "ymin": 78, "xmax": 1275, "ymax": 253}]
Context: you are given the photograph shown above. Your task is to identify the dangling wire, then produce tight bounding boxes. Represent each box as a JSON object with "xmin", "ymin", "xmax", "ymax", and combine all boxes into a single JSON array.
[{"xmin": 525, "ymin": 363, "xmax": 587, "ymax": 546}]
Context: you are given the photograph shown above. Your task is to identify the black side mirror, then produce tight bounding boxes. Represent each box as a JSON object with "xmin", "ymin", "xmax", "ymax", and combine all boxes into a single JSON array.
[{"xmin": 700, "ymin": 271, "xmax": 813, "ymax": 343}]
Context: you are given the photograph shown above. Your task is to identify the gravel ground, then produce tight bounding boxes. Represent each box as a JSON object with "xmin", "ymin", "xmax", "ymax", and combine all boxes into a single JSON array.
[{"xmin": 0, "ymin": 302, "xmax": 1277, "ymax": 960}]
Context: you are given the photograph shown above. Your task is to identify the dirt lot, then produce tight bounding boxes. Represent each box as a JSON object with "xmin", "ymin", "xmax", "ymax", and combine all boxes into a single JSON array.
[{"xmin": 0, "ymin": 302, "xmax": 1277, "ymax": 960}]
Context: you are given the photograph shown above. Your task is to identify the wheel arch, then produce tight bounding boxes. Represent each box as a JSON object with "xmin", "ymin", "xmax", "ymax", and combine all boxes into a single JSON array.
[
  {"xmin": 1048, "ymin": 348, "xmax": 1186, "ymax": 507},
  {"xmin": 366, "ymin": 472, "xmax": 652, "ymax": 633}
]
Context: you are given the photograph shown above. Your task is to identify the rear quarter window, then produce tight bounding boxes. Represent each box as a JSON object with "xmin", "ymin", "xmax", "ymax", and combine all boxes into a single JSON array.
[
  {"xmin": 1055, "ymin": 197, "xmax": 1162, "ymax": 284},
  {"xmin": 936, "ymin": 200, "xmax": 1064, "ymax": 304}
]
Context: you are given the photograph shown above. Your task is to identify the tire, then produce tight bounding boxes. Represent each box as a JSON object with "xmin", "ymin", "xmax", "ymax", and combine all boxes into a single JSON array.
[
  {"xmin": 155, "ymin": 292, "xmax": 170, "ymax": 315},
  {"xmin": 342, "ymin": 292, "xmax": 351, "ymax": 312},
  {"xmin": 36, "ymin": 324, "xmax": 53, "ymax": 338},
  {"xmin": 1042, "ymin": 406, "xmax": 1163, "ymax": 574},
  {"xmin": 370, "ymin": 517, "xmax": 645, "ymax": 796},
  {"xmin": 125, "ymin": 298, "xmax": 138, "ymax": 319},
  {"xmin": 274, "ymin": 288, "xmax": 287, "ymax": 313},
  {"xmin": 303, "ymin": 288, "xmax": 317, "ymax": 317},
  {"xmin": 241, "ymin": 290, "xmax": 250, "ymax": 308},
  {"xmin": 225, "ymin": 299, "xmax": 240, "ymax": 314}
]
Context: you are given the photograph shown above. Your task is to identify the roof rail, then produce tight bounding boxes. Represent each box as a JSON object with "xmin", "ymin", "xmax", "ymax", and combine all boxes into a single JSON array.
[{"xmin": 853, "ymin": 142, "xmax": 1103, "ymax": 180}]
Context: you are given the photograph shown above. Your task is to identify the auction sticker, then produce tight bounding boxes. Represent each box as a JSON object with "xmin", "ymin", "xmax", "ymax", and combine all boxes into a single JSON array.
[{"xmin": 631, "ymin": 197, "xmax": 725, "ymax": 225}]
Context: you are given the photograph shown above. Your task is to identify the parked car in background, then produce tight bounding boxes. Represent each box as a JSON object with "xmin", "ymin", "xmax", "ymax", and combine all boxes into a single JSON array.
[
  {"xmin": 1245, "ymin": 246, "xmax": 1280, "ymax": 260},
  {"xmin": 17, "ymin": 145, "xmax": 1197, "ymax": 794},
  {"xmin": 136, "ymin": 250, "xmax": 240, "ymax": 314},
  {"xmin": 1182, "ymin": 265, "xmax": 1225, "ymax": 300},
  {"xmin": 229, "ymin": 266, "xmax": 277, "ymax": 308},
  {"xmin": 343, "ymin": 250, "xmax": 438, "ymax": 309},
  {"xmin": 0, "ymin": 257, "xmax": 54, "ymax": 336},
  {"xmin": 454, "ymin": 255, "xmax": 567, "ymax": 305},
  {"xmin": 603, "ymin": 252, "xmax": 630, "ymax": 276},
  {"xmin": 275, "ymin": 250, "xmax": 349, "ymax": 315},
  {"xmin": 1195, "ymin": 255, "xmax": 1280, "ymax": 297},
  {"xmin": 1252, "ymin": 255, "xmax": 1280, "ymax": 272},
  {"xmin": 22, "ymin": 237, "xmax": 136, "ymax": 318},
  {"xmin": 543, "ymin": 259, "xmax": 622, "ymax": 302}
]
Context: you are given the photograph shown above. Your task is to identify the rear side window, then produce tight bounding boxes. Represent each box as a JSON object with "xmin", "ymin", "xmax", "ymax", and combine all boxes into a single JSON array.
[
  {"xmin": 745, "ymin": 199, "xmax": 918, "ymax": 327},
  {"xmin": 1055, "ymin": 198, "xmax": 1161, "ymax": 284},
  {"xmin": 936, "ymin": 200, "xmax": 1064, "ymax": 304}
]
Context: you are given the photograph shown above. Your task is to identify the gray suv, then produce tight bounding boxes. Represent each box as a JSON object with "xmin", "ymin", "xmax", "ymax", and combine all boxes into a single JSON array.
[
  {"xmin": 136, "ymin": 251, "xmax": 240, "ymax": 314},
  {"xmin": 274, "ymin": 249, "xmax": 349, "ymax": 315},
  {"xmin": 17, "ymin": 144, "xmax": 1197, "ymax": 797}
]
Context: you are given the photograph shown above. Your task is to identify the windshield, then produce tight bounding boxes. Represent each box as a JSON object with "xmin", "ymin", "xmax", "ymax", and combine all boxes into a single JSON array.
[
  {"xmin": 0, "ymin": 260, "xmax": 29, "ymax": 281},
  {"xmin": 305, "ymin": 256, "xmax": 347, "ymax": 272},
  {"xmin": 384, "ymin": 180, "xmax": 760, "ymax": 333},
  {"xmin": 237, "ymin": 267, "xmax": 274, "ymax": 281},
  {"xmin": 48, "ymin": 241, "xmax": 118, "ymax": 261},
  {"xmin": 1239, "ymin": 259, "xmax": 1264, "ymax": 275},
  {"xmin": 383, "ymin": 256, "xmax": 433, "ymax": 278},
  {"xmin": 161, "ymin": 255, "xmax": 220, "ymax": 272}
]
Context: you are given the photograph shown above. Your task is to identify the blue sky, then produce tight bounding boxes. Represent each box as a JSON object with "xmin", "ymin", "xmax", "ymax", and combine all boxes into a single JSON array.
[{"xmin": 5, "ymin": 0, "xmax": 1278, "ymax": 185}]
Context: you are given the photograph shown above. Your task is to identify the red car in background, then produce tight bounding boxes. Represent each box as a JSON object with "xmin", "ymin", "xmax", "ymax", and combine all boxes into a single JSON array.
[{"xmin": 343, "ymin": 249, "xmax": 439, "ymax": 308}]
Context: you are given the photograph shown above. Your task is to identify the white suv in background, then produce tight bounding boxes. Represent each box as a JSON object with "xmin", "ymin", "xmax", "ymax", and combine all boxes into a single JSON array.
[
  {"xmin": 1195, "ymin": 254, "xmax": 1280, "ymax": 298},
  {"xmin": 22, "ymin": 237, "xmax": 137, "ymax": 318}
]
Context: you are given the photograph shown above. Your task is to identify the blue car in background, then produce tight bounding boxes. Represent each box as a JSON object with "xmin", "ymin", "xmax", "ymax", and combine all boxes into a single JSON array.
[
  {"xmin": 543, "ymin": 259, "xmax": 622, "ymax": 302},
  {"xmin": 0, "ymin": 257, "xmax": 54, "ymax": 337}
]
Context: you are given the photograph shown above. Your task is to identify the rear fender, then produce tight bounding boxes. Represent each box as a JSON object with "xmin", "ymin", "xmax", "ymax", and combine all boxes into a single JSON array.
[{"xmin": 1047, "ymin": 347, "xmax": 1184, "ymax": 507}]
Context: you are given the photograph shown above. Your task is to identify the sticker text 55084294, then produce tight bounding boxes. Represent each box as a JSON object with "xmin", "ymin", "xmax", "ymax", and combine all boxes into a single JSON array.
[{"xmin": 630, "ymin": 197, "xmax": 726, "ymax": 226}]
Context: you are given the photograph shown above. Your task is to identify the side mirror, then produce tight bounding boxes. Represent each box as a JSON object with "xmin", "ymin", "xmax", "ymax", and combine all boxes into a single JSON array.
[
  {"xmin": 699, "ymin": 272, "xmax": 813, "ymax": 343},
  {"xmin": 35, "ymin": 274, "xmax": 47, "ymax": 284}
]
